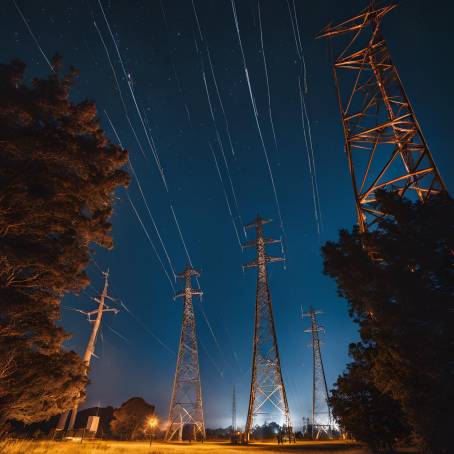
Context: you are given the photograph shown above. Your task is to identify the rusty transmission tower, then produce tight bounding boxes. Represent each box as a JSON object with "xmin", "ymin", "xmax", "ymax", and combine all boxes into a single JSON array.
[
  {"xmin": 165, "ymin": 267, "xmax": 205, "ymax": 441},
  {"xmin": 243, "ymin": 215, "xmax": 292, "ymax": 440},
  {"xmin": 303, "ymin": 307, "xmax": 332, "ymax": 439},
  {"xmin": 318, "ymin": 1, "xmax": 447, "ymax": 232}
]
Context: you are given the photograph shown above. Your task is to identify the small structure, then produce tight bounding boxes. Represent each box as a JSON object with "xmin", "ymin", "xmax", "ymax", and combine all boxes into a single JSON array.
[{"xmin": 86, "ymin": 416, "xmax": 100, "ymax": 435}]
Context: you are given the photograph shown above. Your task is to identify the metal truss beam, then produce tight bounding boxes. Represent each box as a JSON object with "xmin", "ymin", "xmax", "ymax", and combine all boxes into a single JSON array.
[{"xmin": 318, "ymin": 1, "xmax": 447, "ymax": 232}]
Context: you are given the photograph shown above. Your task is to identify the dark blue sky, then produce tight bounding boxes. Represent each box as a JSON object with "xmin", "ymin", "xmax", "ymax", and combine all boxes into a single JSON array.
[{"xmin": 2, "ymin": 0, "xmax": 453, "ymax": 429}]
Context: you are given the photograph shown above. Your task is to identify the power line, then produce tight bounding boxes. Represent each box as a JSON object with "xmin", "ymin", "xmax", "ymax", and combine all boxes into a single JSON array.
[
  {"xmin": 104, "ymin": 111, "xmax": 177, "ymax": 288},
  {"xmin": 230, "ymin": 0, "xmax": 287, "ymax": 246}
]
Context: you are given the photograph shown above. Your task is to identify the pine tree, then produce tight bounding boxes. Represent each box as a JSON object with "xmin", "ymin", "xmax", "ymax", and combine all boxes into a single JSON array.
[
  {"xmin": 329, "ymin": 343, "xmax": 410, "ymax": 452},
  {"xmin": 323, "ymin": 191, "xmax": 454, "ymax": 454},
  {"xmin": 0, "ymin": 58, "xmax": 129, "ymax": 424}
]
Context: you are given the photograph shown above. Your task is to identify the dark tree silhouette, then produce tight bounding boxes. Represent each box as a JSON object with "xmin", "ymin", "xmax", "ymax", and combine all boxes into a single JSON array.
[
  {"xmin": 110, "ymin": 397, "xmax": 155, "ymax": 440},
  {"xmin": 323, "ymin": 191, "xmax": 454, "ymax": 454},
  {"xmin": 329, "ymin": 343, "xmax": 410, "ymax": 452},
  {"xmin": 0, "ymin": 58, "xmax": 129, "ymax": 425},
  {"xmin": 251, "ymin": 421, "xmax": 281, "ymax": 440}
]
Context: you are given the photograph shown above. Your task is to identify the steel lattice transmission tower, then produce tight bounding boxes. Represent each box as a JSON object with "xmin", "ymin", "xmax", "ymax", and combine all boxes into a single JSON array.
[
  {"xmin": 232, "ymin": 385, "xmax": 237, "ymax": 434},
  {"xmin": 303, "ymin": 307, "xmax": 332, "ymax": 439},
  {"xmin": 165, "ymin": 267, "xmax": 205, "ymax": 442},
  {"xmin": 318, "ymin": 2, "xmax": 447, "ymax": 233},
  {"xmin": 243, "ymin": 215, "xmax": 292, "ymax": 440}
]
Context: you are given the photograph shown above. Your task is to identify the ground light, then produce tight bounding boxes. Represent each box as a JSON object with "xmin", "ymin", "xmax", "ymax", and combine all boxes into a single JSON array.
[{"xmin": 146, "ymin": 416, "xmax": 158, "ymax": 446}]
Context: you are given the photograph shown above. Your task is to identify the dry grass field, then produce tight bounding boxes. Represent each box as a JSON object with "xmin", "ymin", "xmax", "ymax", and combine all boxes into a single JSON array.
[{"xmin": 0, "ymin": 440, "xmax": 366, "ymax": 454}]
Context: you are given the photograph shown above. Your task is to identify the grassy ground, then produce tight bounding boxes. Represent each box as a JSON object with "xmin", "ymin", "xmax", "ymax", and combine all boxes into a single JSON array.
[{"xmin": 0, "ymin": 440, "xmax": 366, "ymax": 454}]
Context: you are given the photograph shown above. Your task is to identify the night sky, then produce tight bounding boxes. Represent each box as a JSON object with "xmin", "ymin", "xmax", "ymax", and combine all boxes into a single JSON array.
[{"xmin": 2, "ymin": 0, "xmax": 453, "ymax": 429}]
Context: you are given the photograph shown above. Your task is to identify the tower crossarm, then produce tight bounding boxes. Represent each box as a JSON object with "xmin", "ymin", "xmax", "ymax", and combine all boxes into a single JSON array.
[
  {"xmin": 174, "ymin": 266, "xmax": 203, "ymax": 300},
  {"xmin": 304, "ymin": 326, "xmax": 325, "ymax": 334},
  {"xmin": 242, "ymin": 237, "xmax": 281, "ymax": 249},
  {"xmin": 317, "ymin": 2, "xmax": 397, "ymax": 39},
  {"xmin": 242, "ymin": 215, "xmax": 285, "ymax": 271},
  {"xmin": 243, "ymin": 255, "xmax": 285, "ymax": 270},
  {"xmin": 175, "ymin": 289, "xmax": 203, "ymax": 299},
  {"xmin": 302, "ymin": 309, "xmax": 322, "ymax": 317},
  {"xmin": 245, "ymin": 215, "xmax": 272, "ymax": 230},
  {"xmin": 176, "ymin": 267, "xmax": 201, "ymax": 279}
]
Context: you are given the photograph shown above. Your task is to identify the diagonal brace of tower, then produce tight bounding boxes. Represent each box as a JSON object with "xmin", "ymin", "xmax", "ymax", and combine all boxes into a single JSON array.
[
  {"xmin": 243, "ymin": 215, "xmax": 292, "ymax": 440},
  {"xmin": 303, "ymin": 307, "xmax": 332, "ymax": 439},
  {"xmin": 165, "ymin": 267, "xmax": 205, "ymax": 441},
  {"xmin": 318, "ymin": 2, "xmax": 447, "ymax": 233}
]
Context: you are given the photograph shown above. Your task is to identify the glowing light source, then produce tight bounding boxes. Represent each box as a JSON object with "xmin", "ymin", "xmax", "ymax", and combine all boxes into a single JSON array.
[{"xmin": 147, "ymin": 416, "xmax": 158, "ymax": 429}]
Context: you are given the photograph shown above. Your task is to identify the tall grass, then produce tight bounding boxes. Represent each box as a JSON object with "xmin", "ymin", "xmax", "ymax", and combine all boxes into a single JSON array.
[{"xmin": 0, "ymin": 439, "xmax": 364, "ymax": 454}]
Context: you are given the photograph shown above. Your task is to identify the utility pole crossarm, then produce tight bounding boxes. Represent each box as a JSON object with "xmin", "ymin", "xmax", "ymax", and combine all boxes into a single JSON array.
[{"xmin": 82, "ymin": 305, "xmax": 119, "ymax": 322}]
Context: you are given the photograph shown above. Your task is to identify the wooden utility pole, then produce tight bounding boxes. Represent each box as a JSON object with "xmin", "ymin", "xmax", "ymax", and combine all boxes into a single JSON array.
[{"xmin": 57, "ymin": 270, "xmax": 117, "ymax": 432}]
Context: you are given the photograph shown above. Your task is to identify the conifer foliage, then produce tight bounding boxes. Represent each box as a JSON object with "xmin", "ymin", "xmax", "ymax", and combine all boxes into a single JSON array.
[
  {"xmin": 0, "ymin": 58, "xmax": 129, "ymax": 425},
  {"xmin": 323, "ymin": 191, "xmax": 454, "ymax": 454},
  {"xmin": 329, "ymin": 343, "xmax": 410, "ymax": 452}
]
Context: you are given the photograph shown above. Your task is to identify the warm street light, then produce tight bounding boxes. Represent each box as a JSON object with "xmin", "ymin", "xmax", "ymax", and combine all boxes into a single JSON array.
[
  {"xmin": 147, "ymin": 416, "xmax": 158, "ymax": 429},
  {"xmin": 147, "ymin": 416, "xmax": 158, "ymax": 445}
]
